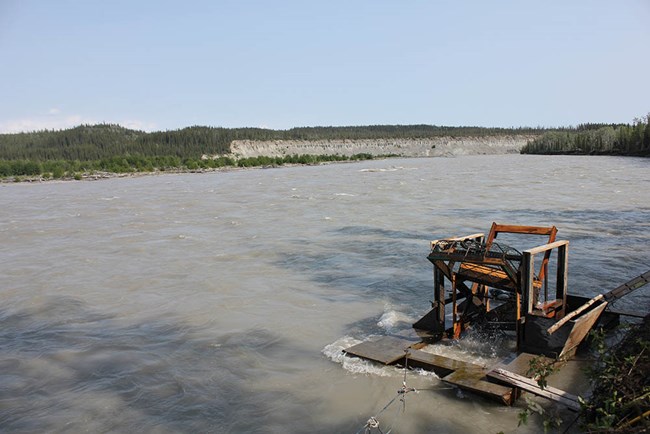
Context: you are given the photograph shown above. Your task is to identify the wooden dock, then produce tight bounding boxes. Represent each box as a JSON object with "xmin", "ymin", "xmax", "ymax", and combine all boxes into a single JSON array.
[
  {"xmin": 343, "ymin": 338, "xmax": 590, "ymax": 408},
  {"xmin": 344, "ymin": 336, "xmax": 514, "ymax": 405}
]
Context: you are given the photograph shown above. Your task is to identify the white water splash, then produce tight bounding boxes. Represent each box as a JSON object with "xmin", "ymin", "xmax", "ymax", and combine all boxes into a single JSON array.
[
  {"xmin": 322, "ymin": 336, "xmax": 398, "ymax": 377},
  {"xmin": 376, "ymin": 308, "xmax": 415, "ymax": 333},
  {"xmin": 418, "ymin": 330, "xmax": 516, "ymax": 366}
]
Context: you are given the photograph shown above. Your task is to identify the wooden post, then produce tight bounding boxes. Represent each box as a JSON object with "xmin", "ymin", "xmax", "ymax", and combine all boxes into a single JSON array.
[
  {"xmin": 433, "ymin": 266, "xmax": 446, "ymax": 330},
  {"xmin": 451, "ymin": 274, "xmax": 460, "ymax": 339},
  {"xmin": 556, "ymin": 242, "xmax": 568, "ymax": 318},
  {"xmin": 522, "ymin": 251, "xmax": 535, "ymax": 315},
  {"xmin": 515, "ymin": 290, "xmax": 523, "ymax": 351},
  {"xmin": 482, "ymin": 284, "xmax": 490, "ymax": 312},
  {"xmin": 519, "ymin": 252, "xmax": 535, "ymax": 351}
]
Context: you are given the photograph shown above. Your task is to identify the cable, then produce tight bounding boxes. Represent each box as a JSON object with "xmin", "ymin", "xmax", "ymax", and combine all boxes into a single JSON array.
[{"xmin": 355, "ymin": 350, "xmax": 418, "ymax": 434}]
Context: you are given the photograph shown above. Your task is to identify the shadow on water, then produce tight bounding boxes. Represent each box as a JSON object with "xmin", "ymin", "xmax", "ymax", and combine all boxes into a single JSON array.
[
  {"xmin": 277, "ymin": 225, "xmax": 434, "ymax": 309},
  {"xmin": 0, "ymin": 297, "xmax": 365, "ymax": 433}
]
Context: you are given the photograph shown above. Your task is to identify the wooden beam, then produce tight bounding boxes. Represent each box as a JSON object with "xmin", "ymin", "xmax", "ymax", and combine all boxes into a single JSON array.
[
  {"xmin": 603, "ymin": 270, "xmax": 650, "ymax": 302},
  {"xmin": 547, "ymin": 294, "xmax": 604, "ymax": 335},
  {"xmin": 430, "ymin": 233, "xmax": 484, "ymax": 249},
  {"xmin": 406, "ymin": 349, "xmax": 482, "ymax": 375},
  {"xmin": 443, "ymin": 367, "xmax": 514, "ymax": 405},
  {"xmin": 523, "ymin": 240, "xmax": 569, "ymax": 256},
  {"xmin": 487, "ymin": 368, "xmax": 581, "ymax": 411},
  {"xmin": 491, "ymin": 224, "xmax": 557, "ymax": 236},
  {"xmin": 559, "ymin": 302, "xmax": 608, "ymax": 358},
  {"xmin": 522, "ymin": 251, "xmax": 535, "ymax": 315},
  {"xmin": 434, "ymin": 266, "xmax": 445, "ymax": 327},
  {"xmin": 556, "ymin": 242, "xmax": 568, "ymax": 318}
]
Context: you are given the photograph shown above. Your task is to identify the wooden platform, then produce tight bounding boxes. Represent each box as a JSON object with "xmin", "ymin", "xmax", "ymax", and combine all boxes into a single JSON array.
[
  {"xmin": 487, "ymin": 353, "xmax": 580, "ymax": 410},
  {"xmin": 501, "ymin": 352, "xmax": 554, "ymax": 376},
  {"xmin": 406, "ymin": 348, "xmax": 478, "ymax": 376},
  {"xmin": 457, "ymin": 263, "xmax": 518, "ymax": 291},
  {"xmin": 343, "ymin": 336, "xmax": 417, "ymax": 365},
  {"xmin": 443, "ymin": 367, "xmax": 513, "ymax": 405},
  {"xmin": 344, "ymin": 336, "xmax": 514, "ymax": 405},
  {"xmin": 488, "ymin": 367, "xmax": 580, "ymax": 410}
]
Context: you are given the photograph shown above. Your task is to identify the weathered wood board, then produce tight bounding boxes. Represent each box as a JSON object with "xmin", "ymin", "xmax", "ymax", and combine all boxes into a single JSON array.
[
  {"xmin": 457, "ymin": 263, "xmax": 517, "ymax": 291},
  {"xmin": 560, "ymin": 301, "xmax": 608, "ymax": 358},
  {"xmin": 343, "ymin": 336, "xmax": 417, "ymax": 365},
  {"xmin": 443, "ymin": 367, "xmax": 514, "ymax": 405},
  {"xmin": 404, "ymin": 348, "xmax": 513, "ymax": 405},
  {"xmin": 502, "ymin": 352, "xmax": 555, "ymax": 377},
  {"xmin": 487, "ymin": 367, "xmax": 580, "ymax": 411},
  {"xmin": 344, "ymin": 338, "xmax": 515, "ymax": 405},
  {"xmin": 406, "ymin": 349, "xmax": 482, "ymax": 376}
]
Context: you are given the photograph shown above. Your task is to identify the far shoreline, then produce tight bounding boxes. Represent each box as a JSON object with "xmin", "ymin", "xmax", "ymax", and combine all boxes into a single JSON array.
[
  {"xmin": 0, "ymin": 156, "xmax": 385, "ymax": 185},
  {"xmin": 2, "ymin": 152, "xmax": 647, "ymax": 186}
]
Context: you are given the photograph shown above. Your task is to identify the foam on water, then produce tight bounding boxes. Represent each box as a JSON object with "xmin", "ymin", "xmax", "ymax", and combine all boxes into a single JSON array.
[
  {"xmin": 376, "ymin": 307, "xmax": 415, "ymax": 333},
  {"xmin": 418, "ymin": 329, "xmax": 516, "ymax": 366},
  {"xmin": 358, "ymin": 166, "xmax": 418, "ymax": 173},
  {"xmin": 322, "ymin": 336, "xmax": 397, "ymax": 377},
  {"xmin": 322, "ymin": 335, "xmax": 442, "ymax": 381}
]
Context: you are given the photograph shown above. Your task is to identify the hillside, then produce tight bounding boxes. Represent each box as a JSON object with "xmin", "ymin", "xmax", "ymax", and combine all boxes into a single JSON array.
[
  {"xmin": 230, "ymin": 135, "xmax": 534, "ymax": 158},
  {"xmin": 0, "ymin": 124, "xmax": 546, "ymax": 162},
  {"xmin": 0, "ymin": 124, "xmax": 550, "ymax": 178}
]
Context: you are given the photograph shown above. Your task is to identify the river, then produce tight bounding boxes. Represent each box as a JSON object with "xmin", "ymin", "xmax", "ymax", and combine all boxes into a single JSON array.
[{"xmin": 1, "ymin": 154, "xmax": 648, "ymax": 433}]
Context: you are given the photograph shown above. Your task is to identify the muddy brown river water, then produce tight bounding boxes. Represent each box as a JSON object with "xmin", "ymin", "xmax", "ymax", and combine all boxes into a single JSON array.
[{"xmin": 1, "ymin": 155, "xmax": 648, "ymax": 433}]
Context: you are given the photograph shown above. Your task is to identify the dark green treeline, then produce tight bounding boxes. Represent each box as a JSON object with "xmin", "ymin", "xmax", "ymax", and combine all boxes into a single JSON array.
[
  {"xmin": 521, "ymin": 115, "xmax": 650, "ymax": 156},
  {"xmin": 0, "ymin": 123, "xmax": 544, "ymax": 178},
  {"xmin": 0, "ymin": 123, "xmax": 543, "ymax": 161}
]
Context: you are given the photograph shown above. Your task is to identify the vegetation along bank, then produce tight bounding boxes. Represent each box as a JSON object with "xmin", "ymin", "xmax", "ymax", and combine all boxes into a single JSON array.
[
  {"xmin": 0, "ymin": 115, "xmax": 647, "ymax": 181},
  {"xmin": 521, "ymin": 114, "xmax": 650, "ymax": 156}
]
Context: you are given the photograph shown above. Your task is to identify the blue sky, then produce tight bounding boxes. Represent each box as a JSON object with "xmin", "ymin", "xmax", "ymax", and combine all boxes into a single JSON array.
[{"xmin": 1, "ymin": 0, "xmax": 648, "ymax": 133}]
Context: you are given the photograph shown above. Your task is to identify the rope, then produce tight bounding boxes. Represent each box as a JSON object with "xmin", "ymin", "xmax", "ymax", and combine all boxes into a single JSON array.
[{"xmin": 356, "ymin": 350, "xmax": 418, "ymax": 434}]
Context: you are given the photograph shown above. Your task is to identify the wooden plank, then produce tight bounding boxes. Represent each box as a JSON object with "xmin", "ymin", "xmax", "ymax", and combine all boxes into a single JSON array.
[
  {"xmin": 457, "ymin": 263, "xmax": 517, "ymax": 291},
  {"xmin": 559, "ymin": 302, "xmax": 608, "ymax": 358},
  {"xmin": 343, "ymin": 336, "xmax": 417, "ymax": 365},
  {"xmin": 550, "ymin": 270, "xmax": 649, "ymax": 335},
  {"xmin": 428, "ymin": 252, "xmax": 512, "ymax": 267},
  {"xmin": 430, "ymin": 233, "xmax": 484, "ymax": 248},
  {"xmin": 490, "ymin": 224, "xmax": 557, "ymax": 236},
  {"xmin": 523, "ymin": 240, "xmax": 569, "ymax": 256},
  {"xmin": 504, "ymin": 352, "xmax": 555, "ymax": 377},
  {"xmin": 556, "ymin": 242, "xmax": 568, "ymax": 318},
  {"xmin": 487, "ymin": 367, "xmax": 580, "ymax": 411},
  {"xmin": 548, "ymin": 294, "xmax": 604, "ymax": 334},
  {"xmin": 522, "ymin": 251, "xmax": 535, "ymax": 315},
  {"xmin": 603, "ymin": 270, "xmax": 650, "ymax": 302},
  {"xmin": 346, "ymin": 339, "xmax": 515, "ymax": 405},
  {"xmin": 405, "ymin": 349, "xmax": 482, "ymax": 376},
  {"xmin": 443, "ymin": 367, "xmax": 514, "ymax": 405}
]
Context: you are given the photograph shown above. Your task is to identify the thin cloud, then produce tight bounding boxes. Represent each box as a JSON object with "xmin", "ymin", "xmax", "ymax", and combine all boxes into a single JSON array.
[
  {"xmin": 120, "ymin": 120, "xmax": 158, "ymax": 132},
  {"xmin": 0, "ymin": 114, "xmax": 156, "ymax": 134},
  {"xmin": 0, "ymin": 115, "xmax": 97, "ymax": 133}
]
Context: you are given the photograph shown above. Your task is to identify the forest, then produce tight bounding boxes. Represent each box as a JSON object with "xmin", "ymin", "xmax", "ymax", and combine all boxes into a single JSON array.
[
  {"xmin": 0, "ymin": 118, "xmax": 647, "ymax": 180},
  {"xmin": 520, "ymin": 115, "xmax": 650, "ymax": 156},
  {"xmin": 0, "ymin": 123, "xmax": 545, "ymax": 161},
  {"xmin": 0, "ymin": 124, "xmax": 543, "ymax": 178}
]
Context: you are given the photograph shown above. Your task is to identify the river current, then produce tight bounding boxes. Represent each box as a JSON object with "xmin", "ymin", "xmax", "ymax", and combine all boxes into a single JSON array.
[{"xmin": 1, "ymin": 155, "xmax": 649, "ymax": 433}]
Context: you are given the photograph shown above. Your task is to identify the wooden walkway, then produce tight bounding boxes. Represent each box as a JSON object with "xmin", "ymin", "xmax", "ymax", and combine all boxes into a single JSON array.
[
  {"xmin": 344, "ymin": 337, "xmax": 593, "ymax": 409},
  {"xmin": 344, "ymin": 336, "xmax": 514, "ymax": 405}
]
